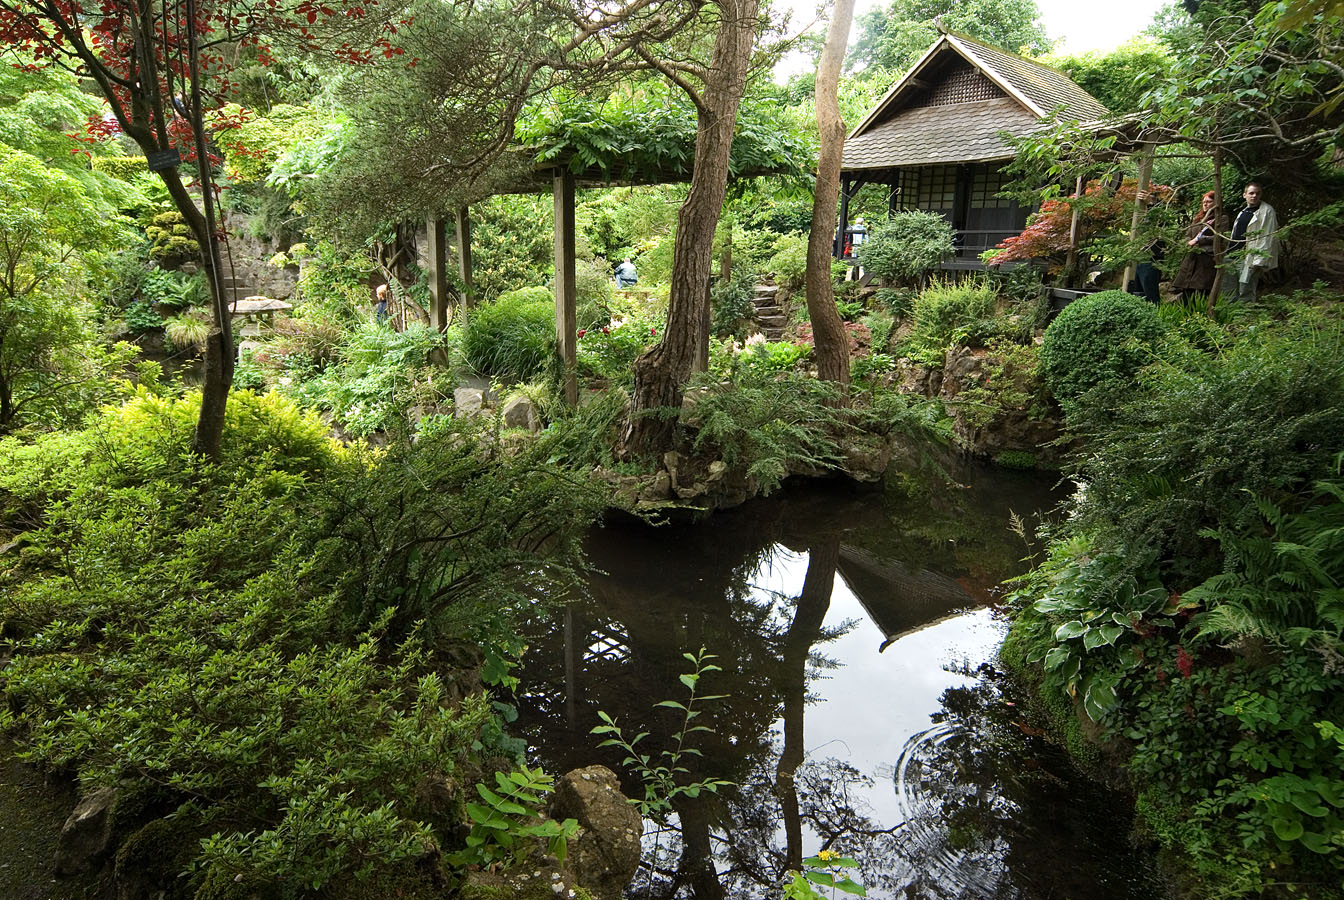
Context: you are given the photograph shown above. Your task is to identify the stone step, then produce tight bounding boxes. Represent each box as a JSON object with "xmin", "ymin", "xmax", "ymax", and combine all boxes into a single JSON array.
[
  {"xmin": 753, "ymin": 304, "xmax": 782, "ymax": 316},
  {"xmin": 757, "ymin": 315, "xmax": 788, "ymax": 328},
  {"xmin": 753, "ymin": 285, "xmax": 778, "ymax": 295}
]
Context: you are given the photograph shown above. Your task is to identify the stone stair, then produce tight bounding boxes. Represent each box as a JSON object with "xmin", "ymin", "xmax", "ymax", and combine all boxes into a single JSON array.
[{"xmin": 751, "ymin": 282, "xmax": 788, "ymax": 341}]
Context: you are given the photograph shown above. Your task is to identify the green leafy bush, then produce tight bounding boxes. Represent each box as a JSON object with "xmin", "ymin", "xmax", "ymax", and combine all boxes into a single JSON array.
[
  {"xmin": 286, "ymin": 323, "xmax": 451, "ymax": 437},
  {"xmin": 767, "ymin": 233, "xmax": 809, "ymax": 291},
  {"xmin": 90, "ymin": 155, "xmax": 149, "ymax": 181},
  {"xmin": 905, "ymin": 279, "xmax": 997, "ymax": 365},
  {"xmin": 463, "ymin": 290, "xmax": 556, "ymax": 382},
  {"xmin": 577, "ymin": 318, "xmax": 657, "ymax": 384},
  {"xmin": 143, "ymin": 211, "xmax": 199, "ymax": 267},
  {"xmin": 855, "ymin": 211, "xmax": 955, "ymax": 286},
  {"xmin": 1039, "ymin": 290, "xmax": 1164, "ymax": 404},
  {"xmin": 686, "ymin": 370, "xmax": 848, "ymax": 494},
  {"xmin": 0, "ymin": 393, "xmax": 603, "ymax": 895}
]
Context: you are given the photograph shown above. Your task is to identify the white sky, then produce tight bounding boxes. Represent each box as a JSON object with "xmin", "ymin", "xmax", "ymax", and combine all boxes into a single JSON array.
[{"xmin": 777, "ymin": 0, "xmax": 1173, "ymax": 78}]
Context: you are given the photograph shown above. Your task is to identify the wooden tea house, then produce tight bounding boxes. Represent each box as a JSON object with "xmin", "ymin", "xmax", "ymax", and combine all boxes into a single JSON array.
[{"xmin": 838, "ymin": 29, "xmax": 1109, "ymax": 270}]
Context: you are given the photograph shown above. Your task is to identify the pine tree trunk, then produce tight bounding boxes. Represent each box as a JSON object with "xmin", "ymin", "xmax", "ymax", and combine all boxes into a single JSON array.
[
  {"xmin": 805, "ymin": 0, "xmax": 857, "ymax": 389},
  {"xmin": 622, "ymin": 0, "xmax": 760, "ymax": 457}
]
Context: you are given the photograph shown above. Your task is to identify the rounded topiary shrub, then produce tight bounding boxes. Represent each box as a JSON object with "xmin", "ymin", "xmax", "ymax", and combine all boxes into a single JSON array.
[
  {"xmin": 1040, "ymin": 290, "xmax": 1165, "ymax": 403},
  {"xmin": 855, "ymin": 211, "xmax": 955, "ymax": 285},
  {"xmin": 463, "ymin": 288, "xmax": 556, "ymax": 382}
]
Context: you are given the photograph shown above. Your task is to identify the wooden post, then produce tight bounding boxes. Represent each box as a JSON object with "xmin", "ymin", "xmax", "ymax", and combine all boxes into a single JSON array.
[
  {"xmin": 553, "ymin": 169, "xmax": 578, "ymax": 405},
  {"xmin": 1208, "ymin": 146, "xmax": 1225, "ymax": 310},
  {"xmin": 426, "ymin": 214, "xmax": 450, "ymax": 331},
  {"xmin": 1121, "ymin": 142, "xmax": 1156, "ymax": 291},
  {"xmin": 835, "ymin": 178, "xmax": 851, "ymax": 258},
  {"xmin": 454, "ymin": 206, "xmax": 474, "ymax": 310},
  {"xmin": 1064, "ymin": 175, "xmax": 1084, "ymax": 287}
]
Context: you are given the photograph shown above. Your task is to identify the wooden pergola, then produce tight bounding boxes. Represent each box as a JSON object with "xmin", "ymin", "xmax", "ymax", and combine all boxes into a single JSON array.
[{"xmin": 426, "ymin": 154, "xmax": 802, "ymax": 404}]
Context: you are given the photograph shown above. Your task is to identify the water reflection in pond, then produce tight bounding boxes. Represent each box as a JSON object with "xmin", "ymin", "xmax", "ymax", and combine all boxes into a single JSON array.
[{"xmin": 514, "ymin": 466, "xmax": 1165, "ymax": 899}]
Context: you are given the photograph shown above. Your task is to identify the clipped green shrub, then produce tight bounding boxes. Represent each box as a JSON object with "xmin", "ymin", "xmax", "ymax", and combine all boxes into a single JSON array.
[
  {"xmin": 91, "ymin": 155, "xmax": 150, "ymax": 181},
  {"xmin": 1039, "ymin": 290, "xmax": 1164, "ymax": 403},
  {"xmin": 906, "ymin": 279, "xmax": 997, "ymax": 364},
  {"xmin": 464, "ymin": 289, "xmax": 556, "ymax": 382},
  {"xmin": 856, "ymin": 211, "xmax": 955, "ymax": 285},
  {"xmin": 144, "ymin": 211, "xmax": 199, "ymax": 267}
]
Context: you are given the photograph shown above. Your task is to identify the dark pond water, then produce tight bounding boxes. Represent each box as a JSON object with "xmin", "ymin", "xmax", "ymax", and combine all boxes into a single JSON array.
[{"xmin": 514, "ymin": 464, "xmax": 1167, "ymax": 900}]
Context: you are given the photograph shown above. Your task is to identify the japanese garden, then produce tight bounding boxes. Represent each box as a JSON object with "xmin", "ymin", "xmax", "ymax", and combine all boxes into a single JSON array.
[{"xmin": 1, "ymin": 0, "xmax": 1343, "ymax": 898}]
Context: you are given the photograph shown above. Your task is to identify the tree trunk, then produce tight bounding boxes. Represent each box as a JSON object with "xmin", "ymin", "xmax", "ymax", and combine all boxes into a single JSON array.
[
  {"xmin": 804, "ymin": 0, "xmax": 857, "ymax": 389},
  {"xmin": 777, "ymin": 535, "xmax": 839, "ymax": 871},
  {"xmin": 1209, "ymin": 145, "xmax": 1226, "ymax": 310},
  {"xmin": 158, "ymin": 167, "xmax": 233, "ymax": 461},
  {"xmin": 622, "ymin": 0, "xmax": 760, "ymax": 457}
]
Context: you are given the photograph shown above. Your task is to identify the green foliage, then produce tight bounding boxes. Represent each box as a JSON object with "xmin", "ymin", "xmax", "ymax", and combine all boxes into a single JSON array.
[
  {"xmin": 591, "ymin": 649, "xmax": 733, "ymax": 819},
  {"xmin": 144, "ymin": 211, "xmax": 200, "ymax": 267},
  {"xmin": 685, "ymin": 370, "xmax": 849, "ymax": 494},
  {"xmin": 904, "ymin": 279, "xmax": 997, "ymax": 365},
  {"xmin": 464, "ymin": 291, "xmax": 556, "ymax": 383},
  {"xmin": 0, "ymin": 391, "xmax": 602, "ymax": 895},
  {"xmin": 733, "ymin": 339, "xmax": 812, "ymax": 376},
  {"xmin": 519, "ymin": 87, "xmax": 811, "ymax": 186},
  {"xmin": 469, "ymin": 195, "xmax": 554, "ymax": 302},
  {"xmin": 123, "ymin": 300, "xmax": 164, "ymax": 334},
  {"xmin": 1040, "ymin": 40, "xmax": 1172, "ymax": 114},
  {"xmin": 213, "ymin": 104, "xmax": 324, "ymax": 184},
  {"xmin": 1038, "ymin": 290, "xmax": 1164, "ymax": 405},
  {"xmin": 577, "ymin": 318, "xmax": 659, "ymax": 385},
  {"xmin": 949, "ymin": 338, "xmax": 1048, "ymax": 429},
  {"xmin": 1068, "ymin": 311, "xmax": 1344, "ymax": 572},
  {"xmin": 710, "ymin": 273, "xmax": 756, "ymax": 339},
  {"xmin": 90, "ymin": 155, "xmax": 150, "ymax": 181},
  {"xmin": 854, "ymin": 211, "xmax": 955, "ymax": 286},
  {"xmin": 0, "ymin": 144, "xmax": 134, "ymax": 431},
  {"xmin": 848, "ymin": 0, "xmax": 1050, "ymax": 74},
  {"xmin": 767, "ymin": 233, "xmax": 810, "ymax": 291},
  {"xmin": 142, "ymin": 269, "xmax": 206, "ymax": 312},
  {"xmin": 447, "ymin": 766, "xmax": 579, "ymax": 869},
  {"xmin": 285, "ymin": 323, "xmax": 451, "ymax": 437},
  {"xmin": 164, "ymin": 314, "xmax": 210, "ymax": 353},
  {"xmin": 783, "ymin": 852, "xmax": 867, "ymax": 899}
]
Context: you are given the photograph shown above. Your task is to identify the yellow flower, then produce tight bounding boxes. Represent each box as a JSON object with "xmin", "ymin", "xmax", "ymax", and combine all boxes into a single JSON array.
[{"xmin": 816, "ymin": 849, "xmax": 837, "ymax": 861}]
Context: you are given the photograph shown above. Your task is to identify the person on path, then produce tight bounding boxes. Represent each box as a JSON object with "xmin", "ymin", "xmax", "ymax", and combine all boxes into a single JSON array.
[
  {"xmin": 614, "ymin": 258, "xmax": 638, "ymax": 289},
  {"xmin": 1171, "ymin": 191, "xmax": 1227, "ymax": 301},
  {"xmin": 374, "ymin": 283, "xmax": 389, "ymax": 325},
  {"xmin": 1225, "ymin": 182, "xmax": 1279, "ymax": 302}
]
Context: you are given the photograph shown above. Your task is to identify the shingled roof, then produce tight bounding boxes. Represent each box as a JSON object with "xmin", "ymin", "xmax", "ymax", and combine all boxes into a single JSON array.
[{"xmin": 844, "ymin": 31, "xmax": 1109, "ymax": 172}]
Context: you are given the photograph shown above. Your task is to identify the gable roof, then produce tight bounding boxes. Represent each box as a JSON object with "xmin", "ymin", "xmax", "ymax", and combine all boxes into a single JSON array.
[{"xmin": 843, "ymin": 31, "xmax": 1109, "ymax": 172}]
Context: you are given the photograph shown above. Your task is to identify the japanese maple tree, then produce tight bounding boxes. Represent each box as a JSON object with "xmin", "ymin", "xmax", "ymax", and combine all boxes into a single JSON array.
[{"xmin": 0, "ymin": 0, "xmax": 395, "ymax": 456}]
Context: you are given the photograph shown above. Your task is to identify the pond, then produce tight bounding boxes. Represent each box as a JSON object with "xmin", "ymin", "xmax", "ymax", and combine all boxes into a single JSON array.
[{"xmin": 513, "ymin": 464, "xmax": 1168, "ymax": 900}]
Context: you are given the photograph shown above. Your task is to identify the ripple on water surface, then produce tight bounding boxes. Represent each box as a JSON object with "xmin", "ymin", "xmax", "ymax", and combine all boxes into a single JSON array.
[{"xmin": 512, "ymin": 474, "xmax": 1165, "ymax": 900}]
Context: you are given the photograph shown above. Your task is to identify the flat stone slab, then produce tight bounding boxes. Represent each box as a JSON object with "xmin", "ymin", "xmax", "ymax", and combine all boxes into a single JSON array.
[{"xmin": 228, "ymin": 297, "xmax": 292, "ymax": 316}]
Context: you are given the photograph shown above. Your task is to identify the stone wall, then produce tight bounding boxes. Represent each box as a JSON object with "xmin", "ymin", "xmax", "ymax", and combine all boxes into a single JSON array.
[{"xmin": 224, "ymin": 215, "xmax": 301, "ymax": 300}]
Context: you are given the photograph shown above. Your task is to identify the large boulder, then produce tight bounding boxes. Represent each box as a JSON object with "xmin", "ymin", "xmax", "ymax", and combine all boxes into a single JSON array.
[
  {"xmin": 502, "ymin": 395, "xmax": 542, "ymax": 432},
  {"xmin": 53, "ymin": 786, "xmax": 117, "ymax": 875},
  {"xmin": 548, "ymin": 766, "xmax": 642, "ymax": 900},
  {"xmin": 454, "ymin": 387, "xmax": 486, "ymax": 418}
]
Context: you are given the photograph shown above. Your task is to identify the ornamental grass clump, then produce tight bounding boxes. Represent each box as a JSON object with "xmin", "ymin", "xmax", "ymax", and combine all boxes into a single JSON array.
[
  {"xmin": 463, "ymin": 288, "xmax": 556, "ymax": 383},
  {"xmin": 1039, "ymin": 289, "xmax": 1164, "ymax": 406}
]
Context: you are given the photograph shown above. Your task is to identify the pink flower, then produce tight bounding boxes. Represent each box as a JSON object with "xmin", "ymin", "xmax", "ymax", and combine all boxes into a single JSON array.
[
  {"xmin": 650, "ymin": 327, "xmax": 658, "ymax": 335},
  {"xmin": 577, "ymin": 329, "xmax": 586, "ymax": 338},
  {"xmin": 602, "ymin": 326, "xmax": 610, "ymax": 334}
]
